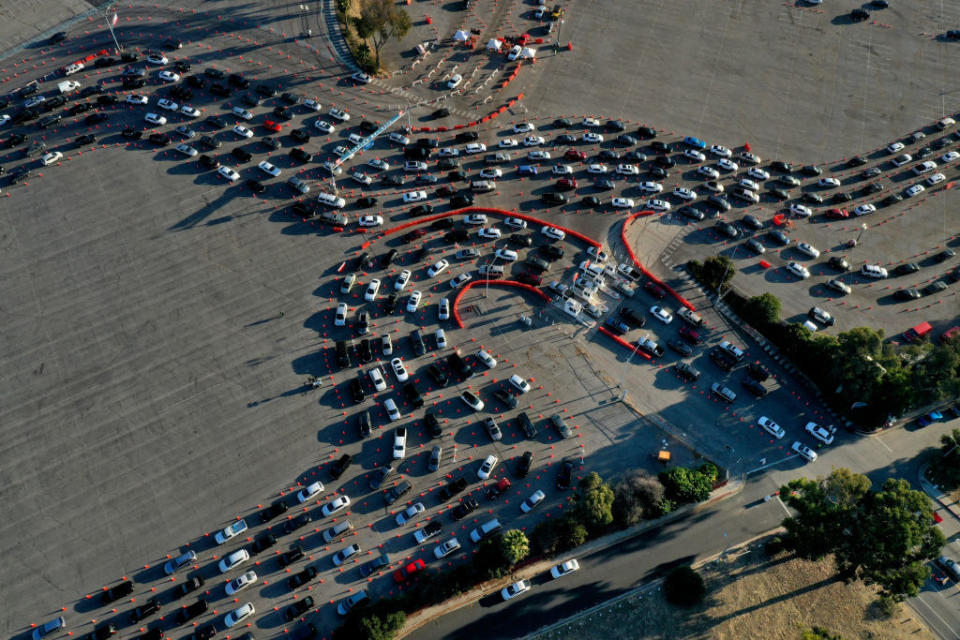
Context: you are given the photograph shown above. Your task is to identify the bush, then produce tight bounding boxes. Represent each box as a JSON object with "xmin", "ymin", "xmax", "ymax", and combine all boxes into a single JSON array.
[
  {"xmin": 765, "ymin": 535, "xmax": 785, "ymax": 557},
  {"xmin": 575, "ymin": 471, "xmax": 615, "ymax": 532},
  {"xmin": 659, "ymin": 464, "xmax": 716, "ymax": 505},
  {"xmin": 875, "ymin": 595, "xmax": 900, "ymax": 618},
  {"xmin": 612, "ymin": 470, "xmax": 666, "ymax": 527},
  {"xmin": 334, "ymin": 600, "xmax": 406, "ymax": 640},
  {"xmin": 531, "ymin": 516, "xmax": 588, "ymax": 555},
  {"xmin": 663, "ymin": 565, "xmax": 706, "ymax": 606},
  {"xmin": 800, "ymin": 627, "xmax": 844, "ymax": 640},
  {"xmin": 741, "ymin": 292, "xmax": 781, "ymax": 327}
]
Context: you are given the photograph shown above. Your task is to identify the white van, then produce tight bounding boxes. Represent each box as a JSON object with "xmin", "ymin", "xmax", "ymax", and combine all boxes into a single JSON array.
[
  {"xmin": 469, "ymin": 518, "xmax": 502, "ymax": 543},
  {"xmin": 471, "ymin": 180, "xmax": 496, "ymax": 193},
  {"xmin": 317, "ymin": 192, "xmax": 346, "ymax": 208}
]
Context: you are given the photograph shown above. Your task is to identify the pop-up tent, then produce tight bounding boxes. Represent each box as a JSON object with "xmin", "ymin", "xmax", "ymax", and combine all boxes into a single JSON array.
[
  {"xmin": 520, "ymin": 47, "xmax": 536, "ymax": 59},
  {"xmin": 487, "ymin": 38, "xmax": 502, "ymax": 51},
  {"xmin": 454, "ymin": 30, "xmax": 470, "ymax": 42}
]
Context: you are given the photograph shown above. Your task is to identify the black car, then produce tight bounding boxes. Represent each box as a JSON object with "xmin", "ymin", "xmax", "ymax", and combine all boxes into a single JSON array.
[
  {"xmin": 329, "ymin": 454, "xmax": 352, "ymax": 479},
  {"xmin": 36, "ymin": 113, "xmax": 61, "ymax": 129},
  {"xmin": 80, "ymin": 84, "xmax": 104, "ymax": 96},
  {"xmin": 831, "ymin": 191, "xmax": 852, "ymax": 203},
  {"xmin": 741, "ymin": 377, "xmax": 767, "ymax": 397},
  {"xmin": 864, "ymin": 182, "xmax": 884, "ymax": 194},
  {"xmin": 170, "ymin": 86, "xmax": 193, "ymax": 101},
  {"xmin": 75, "ymin": 133, "xmax": 97, "ymax": 145},
  {"xmin": 708, "ymin": 346, "xmax": 736, "ymax": 371},
  {"xmin": 357, "ymin": 410, "xmax": 372, "ymax": 438},
  {"xmin": 446, "ymin": 168, "xmax": 466, "ymax": 181},
  {"xmin": 95, "ymin": 95, "xmax": 118, "ymax": 105},
  {"xmin": 68, "ymin": 103, "xmax": 91, "ymax": 115},
  {"xmin": 227, "ymin": 73, "xmax": 249, "ymax": 87},
  {"xmin": 668, "ymin": 339, "xmax": 694, "ymax": 356},
  {"xmin": 12, "ymin": 109, "xmax": 39, "ymax": 125},
  {"xmin": 802, "ymin": 192, "xmax": 824, "ymax": 205},
  {"xmin": 288, "ymin": 566, "xmax": 318, "ymax": 590},
  {"xmin": 250, "ymin": 533, "xmax": 278, "ymax": 554},
  {"xmin": 716, "ymin": 221, "xmax": 739, "ymax": 239},
  {"xmin": 746, "ymin": 361, "xmax": 770, "ymax": 381},
  {"xmin": 358, "ymin": 120, "xmax": 379, "ymax": 135},
  {"xmin": 172, "ymin": 575, "xmax": 204, "ymax": 600},
  {"xmin": 619, "ymin": 307, "xmax": 646, "ymax": 327},
  {"xmin": 199, "ymin": 135, "xmax": 221, "ymax": 150},
  {"xmin": 847, "ymin": 155, "xmax": 867, "ymax": 167},
  {"xmin": 450, "ymin": 193, "xmax": 474, "ymax": 208},
  {"xmin": 88, "ymin": 624, "xmax": 117, "ymax": 640},
  {"xmin": 85, "ymin": 112, "xmax": 109, "ymax": 125},
  {"xmin": 594, "ymin": 178, "xmax": 616, "ymax": 190},
  {"xmin": 198, "ymin": 154, "xmax": 219, "ymax": 169},
  {"xmin": 451, "ymin": 496, "xmax": 480, "ymax": 520},
  {"xmin": 360, "ymin": 553, "xmax": 391, "ymax": 578},
  {"xmin": 896, "ymin": 288, "xmax": 922, "ymax": 300},
  {"xmin": 273, "ymin": 106, "xmax": 292, "ymax": 120},
  {"xmin": 261, "ymin": 136, "xmax": 281, "ymax": 150},
  {"xmin": 851, "ymin": 8, "xmax": 870, "ymax": 20},
  {"xmin": 679, "ymin": 206, "xmax": 705, "ymax": 221},
  {"xmin": 120, "ymin": 51, "xmax": 140, "ymax": 62},
  {"xmin": 408, "ymin": 330, "xmax": 426, "ymax": 356},
  {"xmin": 122, "ymin": 77, "xmax": 146, "ymax": 89},
  {"xmin": 383, "ymin": 293, "xmax": 399, "ymax": 314},
  {"xmin": 357, "ymin": 338, "xmax": 372, "ymax": 363},
  {"xmin": 50, "ymin": 31, "xmax": 67, "ymax": 43},
  {"xmin": 637, "ymin": 125, "xmax": 657, "ymax": 139},
  {"xmin": 767, "ymin": 188, "xmax": 790, "ymax": 201},
  {"xmin": 281, "ymin": 91, "xmax": 301, "ymax": 105},
  {"xmin": 542, "ymin": 191, "xmax": 567, "ymax": 205},
  {"xmin": 800, "ymin": 164, "xmax": 822, "ymax": 177},
  {"xmin": 554, "ymin": 118, "xmax": 572, "ymax": 128},
  {"xmin": 650, "ymin": 141, "xmax": 672, "ymax": 154},
  {"xmin": 9, "ymin": 167, "xmax": 31, "ymax": 183},
  {"xmin": 770, "ymin": 160, "xmax": 792, "ymax": 173},
  {"xmin": 246, "ymin": 179, "xmax": 266, "ymax": 194},
  {"xmin": 556, "ymin": 134, "xmax": 577, "ymax": 144},
  {"xmin": 232, "ymin": 147, "xmax": 252, "ymax": 163},
  {"xmin": 209, "ymin": 83, "xmax": 231, "ymax": 97},
  {"xmin": 933, "ymin": 249, "xmax": 957, "ymax": 263},
  {"xmin": 175, "ymin": 598, "xmax": 208, "ymax": 624},
  {"xmin": 137, "ymin": 628, "xmax": 163, "ymax": 640},
  {"xmin": 540, "ymin": 244, "xmax": 564, "ymax": 261},
  {"xmin": 827, "ymin": 256, "xmax": 849, "ymax": 271},
  {"xmin": 205, "ymin": 67, "xmax": 227, "ymax": 79},
  {"xmin": 282, "ymin": 513, "xmax": 312, "ymax": 535},
  {"xmin": 256, "ymin": 83, "xmax": 278, "ymax": 97},
  {"xmin": 130, "ymin": 597, "xmax": 162, "ymax": 624},
  {"xmin": 426, "ymin": 363, "xmax": 449, "ymax": 387},
  {"xmin": 122, "ymin": 127, "xmax": 142, "ymax": 140},
  {"xmin": 881, "ymin": 193, "xmax": 903, "ymax": 207},
  {"xmin": 290, "ymin": 148, "xmax": 312, "ymax": 163},
  {"xmin": 493, "ymin": 388, "xmax": 518, "ymax": 409},
  {"xmin": 173, "ymin": 60, "xmax": 191, "ymax": 73},
  {"xmin": 258, "ymin": 500, "xmax": 289, "ymax": 523},
  {"xmin": 508, "ymin": 234, "xmax": 533, "ymax": 248},
  {"xmin": 291, "ymin": 128, "xmax": 311, "ymax": 142},
  {"xmin": 924, "ymin": 281, "xmax": 949, "ymax": 296},
  {"xmin": 598, "ymin": 149, "xmax": 621, "ymax": 161},
  {"xmin": 186, "ymin": 74, "xmax": 207, "ymax": 89},
  {"xmin": 101, "ymin": 580, "xmax": 134, "ymax": 604},
  {"xmin": 707, "ymin": 195, "xmax": 732, "ymax": 212},
  {"xmin": 768, "ymin": 230, "xmax": 790, "ymax": 245},
  {"xmin": 285, "ymin": 596, "xmax": 315, "ymax": 621},
  {"xmin": 148, "ymin": 133, "xmax": 170, "ymax": 146},
  {"xmin": 675, "ymin": 362, "xmax": 701, "ymax": 381},
  {"xmin": 556, "ymin": 459, "xmax": 575, "ymax": 489},
  {"xmin": 894, "ymin": 262, "xmax": 920, "ymax": 275},
  {"xmin": 653, "ymin": 155, "xmax": 676, "ymax": 169},
  {"xmin": 617, "ymin": 134, "xmax": 638, "ymax": 146}
]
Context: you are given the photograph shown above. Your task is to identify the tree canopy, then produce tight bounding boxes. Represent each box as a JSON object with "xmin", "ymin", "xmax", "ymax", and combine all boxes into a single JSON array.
[{"xmin": 353, "ymin": 0, "xmax": 412, "ymax": 67}]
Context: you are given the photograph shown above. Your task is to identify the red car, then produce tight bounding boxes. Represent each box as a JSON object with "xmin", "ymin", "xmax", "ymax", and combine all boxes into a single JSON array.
[
  {"xmin": 555, "ymin": 178, "xmax": 577, "ymax": 191},
  {"xmin": 678, "ymin": 324, "xmax": 702, "ymax": 344},
  {"xmin": 643, "ymin": 280, "xmax": 666, "ymax": 299},
  {"xmin": 264, "ymin": 119, "xmax": 282, "ymax": 132},
  {"xmin": 825, "ymin": 208, "xmax": 849, "ymax": 219},
  {"xmin": 564, "ymin": 149, "xmax": 586, "ymax": 161},
  {"xmin": 515, "ymin": 272, "xmax": 542, "ymax": 286},
  {"xmin": 393, "ymin": 559, "xmax": 426, "ymax": 583}
]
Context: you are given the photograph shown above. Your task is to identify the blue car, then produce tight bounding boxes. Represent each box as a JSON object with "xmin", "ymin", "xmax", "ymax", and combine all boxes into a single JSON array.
[
  {"xmin": 683, "ymin": 136, "xmax": 707, "ymax": 149},
  {"xmin": 517, "ymin": 164, "xmax": 539, "ymax": 176}
]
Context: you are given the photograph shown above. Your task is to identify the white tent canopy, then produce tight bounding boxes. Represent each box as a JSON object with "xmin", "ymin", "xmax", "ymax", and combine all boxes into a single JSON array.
[
  {"xmin": 453, "ymin": 30, "xmax": 470, "ymax": 42},
  {"xmin": 520, "ymin": 47, "xmax": 536, "ymax": 59},
  {"xmin": 487, "ymin": 38, "xmax": 502, "ymax": 51}
]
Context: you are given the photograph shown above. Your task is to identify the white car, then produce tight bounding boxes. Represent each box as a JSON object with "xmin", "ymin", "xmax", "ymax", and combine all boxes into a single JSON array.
[
  {"xmin": 352, "ymin": 71, "xmax": 372, "ymax": 83},
  {"xmin": 587, "ymin": 163, "xmax": 609, "ymax": 174},
  {"xmin": 582, "ymin": 132, "xmax": 604, "ymax": 143},
  {"xmin": 504, "ymin": 217, "xmax": 527, "ymax": 229},
  {"xmin": 391, "ymin": 357, "xmax": 409, "ymax": 382},
  {"xmin": 709, "ymin": 144, "xmax": 732, "ymax": 158},
  {"xmin": 853, "ymin": 203, "xmax": 876, "ymax": 216},
  {"xmin": 225, "ymin": 571, "xmax": 258, "ymax": 596},
  {"xmin": 542, "ymin": 226, "xmax": 566, "ymax": 241},
  {"xmin": 146, "ymin": 53, "xmax": 168, "ymax": 65},
  {"xmin": 941, "ymin": 151, "xmax": 960, "ymax": 162},
  {"xmin": 786, "ymin": 262, "xmax": 810, "ymax": 279},
  {"xmin": 437, "ymin": 147, "xmax": 460, "ymax": 157},
  {"xmin": 303, "ymin": 99, "xmax": 322, "ymax": 111},
  {"xmin": 523, "ymin": 135, "xmax": 545, "ymax": 147},
  {"xmin": 406, "ymin": 290, "xmax": 422, "ymax": 312},
  {"xmin": 747, "ymin": 167, "xmax": 770, "ymax": 181},
  {"xmin": 369, "ymin": 367, "xmax": 387, "ymax": 391},
  {"xmin": 650, "ymin": 306, "xmax": 673, "ymax": 324},
  {"xmin": 672, "ymin": 187, "xmax": 696, "ymax": 201},
  {"xmin": 513, "ymin": 122, "xmax": 535, "ymax": 133},
  {"xmin": 328, "ymin": 108, "xmax": 350, "ymax": 121},
  {"xmin": 23, "ymin": 95, "xmax": 45, "ymax": 109},
  {"xmin": 817, "ymin": 177, "xmax": 840, "ymax": 188},
  {"xmin": 396, "ymin": 503, "xmax": 425, "ymax": 525},
  {"xmin": 40, "ymin": 151, "xmax": 63, "ymax": 166},
  {"xmin": 861, "ymin": 264, "xmax": 888, "ymax": 279},
  {"xmin": 886, "ymin": 141, "xmax": 905, "ymax": 154},
  {"xmin": 646, "ymin": 199, "xmax": 671, "ymax": 212},
  {"xmin": 321, "ymin": 495, "xmax": 351, "ymax": 516},
  {"xmin": 805, "ymin": 421, "xmax": 835, "ymax": 445},
  {"xmin": 464, "ymin": 213, "xmax": 487, "ymax": 225},
  {"xmin": 796, "ymin": 242, "xmax": 820, "ymax": 259},
  {"xmin": 501, "ymin": 580, "xmax": 531, "ymax": 601},
  {"xmin": 520, "ymin": 489, "xmax": 546, "ymax": 513},
  {"xmin": 404, "ymin": 161, "xmax": 427, "ymax": 172},
  {"xmin": 450, "ymin": 272, "xmax": 472, "ymax": 289},
  {"xmin": 495, "ymin": 248, "xmax": 518, "ymax": 262},
  {"xmin": 737, "ymin": 178, "xmax": 760, "ymax": 192},
  {"xmin": 683, "ymin": 149, "xmax": 706, "ymax": 162},
  {"xmin": 499, "ymin": 138, "xmax": 519, "ymax": 148},
  {"xmin": 297, "ymin": 481, "xmax": 324, "ymax": 503},
  {"xmin": 464, "ymin": 142, "xmax": 486, "ymax": 154},
  {"xmin": 0, "ymin": 114, "xmax": 9, "ymax": 127},
  {"xmin": 479, "ymin": 168, "xmax": 502, "ymax": 179},
  {"xmin": 582, "ymin": 118, "xmax": 601, "ymax": 127},
  {"xmin": 637, "ymin": 181, "xmax": 663, "ymax": 194},
  {"xmin": 218, "ymin": 166, "xmax": 240, "ymax": 182},
  {"xmin": 394, "ymin": 269, "xmax": 411, "ymax": 291},
  {"xmin": 214, "ymin": 519, "xmax": 249, "ymax": 544},
  {"xmin": 403, "ymin": 190, "xmax": 428, "ymax": 203},
  {"xmin": 697, "ymin": 166, "xmax": 719, "ymax": 179},
  {"xmin": 231, "ymin": 106, "xmax": 253, "ymax": 120},
  {"xmin": 460, "ymin": 390, "xmax": 485, "ymax": 411},
  {"xmin": 528, "ymin": 150, "xmax": 551, "ymax": 160},
  {"xmin": 789, "ymin": 203, "xmax": 812, "ymax": 218},
  {"xmin": 891, "ymin": 153, "xmax": 912, "ymax": 167},
  {"xmin": 364, "ymin": 279, "xmax": 381, "ymax": 301},
  {"xmin": 434, "ymin": 537, "xmax": 461, "ymax": 559},
  {"xmin": 368, "ymin": 158, "xmax": 390, "ymax": 171},
  {"xmin": 144, "ymin": 112, "xmax": 167, "ymax": 125},
  {"xmin": 550, "ymin": 559, "xmax": 580, "ymax": 579},
  {"xmin": 758, "ymin": 417, "xmax": 785, "ymax": 439},
  {"xmin": 792, "ymin": 440, "xmax": 818, "ymax": 462},
  {"xmin": 904, "ymin": 183, "xmax": 925, "ymax": 197},
  {"xmin": 447, "ymin": 74, "xmax": 463, "ymax": 89},
  {"xmin": 509, "ymin": 374, "xmax": 531, "ymax": 393},
  {"xmin": 477, "ymin": 455, "xmax": 498, "ymax": 480},
  {"xmin": 717, "ymin": 159, "xmax": 738, "ymax": 172},
  {"xmin": 587, "ymin": 246, "xmax": 609, "ymax": 262},
  {"xmin": 258, "ymin": 160, "xmax": 281, "ymax": 177},
  {"xmin": 476, "ymin": 349, "xmax": 497, "ymax": 369},
  {"xmin": 552, "ymin": 164, "xmax": 574, "ymax": 176},
  {"xmin": 175, "ymin": 143, "xmax": 198, "ymax": 157},
  {"xmin": 224, "ymin": 603, "xmax": 255, "ymax": 628},
  {"xmin": 388, "ymin": 132, "xmax": 409, "ymax": 145},
  {"xmin": 427, "ymin": 260, "xmax": 450, "ymax": 277},
  {"xmin": 927, "ymin": 172, "xmax": 946, "ymax": 186},
  {"xmin": 126, "ymin": 94, "xmax": 149, "ymax": 105},
  {"xmin": 477, "ymin": 227, "xmax": 501, "ymax": 240},
  {"xmin": 218, "ymin": 549, "xmax": 250, "ymax": 573},
  {"xmin": 334, "ymin": 302, "xmax": 348, "ymax": 326},
  {"xmin": 507, "ymin": 45, "xmax": 523, "ymax": 60},
  {"xmin": 179, "ymin": 104, "xmax": 200, "ymax": 118},
  {"xmin": 439, "ymin": 298, "xmax": 450, "ymax": 320},
  {"xmin": 233, "ymin": 125, "xmax": 253, "ymax": 138},
  {"xmin": 332, "ymin": 544, "xmax": 361, "ymax": 566},
  {"xmin": 314, "ymin": 119, "xmax": 335, "ymax": 133},
  {"xmin": 158, "ymin": 70, "xmax": 180, "ymax": 82},
  {"xmin": 393, "ymin": 427, "xmax": 407, "ymax": 459},
  {"xmin": 434, "ymin": 328, "xmax": 448, "ymax": 349},
  {"xmin": 358, "ymin": 215, "xmax": 384, "ymax": 227}
]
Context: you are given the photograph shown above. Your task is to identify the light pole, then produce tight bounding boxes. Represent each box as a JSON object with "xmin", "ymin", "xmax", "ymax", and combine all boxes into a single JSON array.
[
  {"xmin": 855, "ymin": 222, "xmax": 868, "ymax": 246},
  {"xmin": 616, "ymin": 342, "xmax": 640, "ymax": 401},
  {"xmin": 483, "ymin": 254, "xmax": 500, "ymax": 298}
]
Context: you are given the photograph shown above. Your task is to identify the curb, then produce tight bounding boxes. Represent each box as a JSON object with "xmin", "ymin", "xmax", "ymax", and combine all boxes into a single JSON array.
[{"xmin": 396, "ymin": 480, "xmax": 745, "ymax": 639}]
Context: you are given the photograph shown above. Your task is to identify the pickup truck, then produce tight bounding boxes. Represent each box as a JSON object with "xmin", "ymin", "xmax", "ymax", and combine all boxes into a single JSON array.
[
  {"xmin": 636, "ymin": 335, "xmax": 664, "ymax": 358},
  {"xmin": 677, "ymin": 307, "xmax": 704, "ymax": 326},
  {"xmin": 437, "ymin": 477, "xmax": 467, "ymax": 501}
]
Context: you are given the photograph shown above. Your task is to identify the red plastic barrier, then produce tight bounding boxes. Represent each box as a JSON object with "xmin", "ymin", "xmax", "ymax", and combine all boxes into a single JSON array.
[
  {"xmin": 597, "ymin": 325, "xmax": 652, "ymax": 360},
  {"xmin": 621, "ymin": 211, "xmax": 696, "ymax": 312},
  {"xmin": 451, "ymin": 279, "xmax": 552, "ymax": 328}
]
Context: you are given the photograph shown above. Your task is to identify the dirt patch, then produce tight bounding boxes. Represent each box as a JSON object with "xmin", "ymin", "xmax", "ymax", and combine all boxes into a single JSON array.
[{"xmin": 528, "ymin": 543, "xmax": 935, "ymax": 640}]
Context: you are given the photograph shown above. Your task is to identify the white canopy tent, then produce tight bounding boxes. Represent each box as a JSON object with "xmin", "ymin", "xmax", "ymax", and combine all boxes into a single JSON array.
[
  {"xmin": 486, "ymin": 38, "xmax": 502, "ymax": 51},
  {"xmin": 453, "ymin": 30, "xmax": 470, "ymax": 42}
]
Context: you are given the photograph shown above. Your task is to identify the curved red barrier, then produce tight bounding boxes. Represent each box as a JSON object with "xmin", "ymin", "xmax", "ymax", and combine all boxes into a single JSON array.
[
  {"xmin": 451, "ymin": 279, "xmax": 552, "ymax": 329},
  {"xmin": 597, "ymin": 325, "xmax": 652, "ymax": 360},
  {"xmin": 378, "ymin": 206, "xmax": 601, "ymax": 248},
  {"xmin": 621, "ymin": 211, "xmax": 696, "ymax": 312},
  {"xmin": 411, "ymin": 94, "xmax": 524, "ymax": 133}
]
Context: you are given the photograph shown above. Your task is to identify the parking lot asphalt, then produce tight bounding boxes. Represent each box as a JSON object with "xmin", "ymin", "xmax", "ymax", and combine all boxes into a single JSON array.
[{"xmin": 3, "ymin": 0, "xmax": 960, "ymax": 638}]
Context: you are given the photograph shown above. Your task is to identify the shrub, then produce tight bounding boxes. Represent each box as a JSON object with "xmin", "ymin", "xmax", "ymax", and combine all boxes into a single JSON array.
[
  {"xmin": 659, "ymin": 464, "xmax": 716, "ymax": 505},
  {"xmin": 612, "ymin": 470, "xmax": 666, "ymax": 527},
  {"xmin": 574, "ymin": 471, "xmax": 615, "ymax": 532},
  {"xmin": 663, "ymin": 566, "xmax": 706, "ymax": 606}
]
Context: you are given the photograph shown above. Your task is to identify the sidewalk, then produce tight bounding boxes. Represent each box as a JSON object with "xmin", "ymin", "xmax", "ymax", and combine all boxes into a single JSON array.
[
  {"xmin": 396, "ymin": 479, "xmax": 745, "ymax": 638},
  {"xmin": 918, "ymin": 465, "xmax": 960, "ymax": 540}
]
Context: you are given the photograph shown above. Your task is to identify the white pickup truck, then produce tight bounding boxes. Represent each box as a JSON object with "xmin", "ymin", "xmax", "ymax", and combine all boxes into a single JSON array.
[{"xmin": 57, "ymin": 80, "xmax": 81, "ymax": 94}]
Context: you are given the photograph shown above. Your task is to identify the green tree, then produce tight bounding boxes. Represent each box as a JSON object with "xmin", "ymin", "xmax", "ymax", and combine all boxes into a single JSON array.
[
  {"xmin": 800, "ymin": 627, "xmax": 844, "ymax": 640},
  {"xmin": 499, "ymin": 529, "xmax": 530, "ymax": 566},
  {"xmin": 574, "ymin": 472, "xmax": 614, "ymax": 532},
  {"xmin": 911, "ymin": 342, "xmax": 960, "ymax": 405},
  {"xmin": 929, "ymin": 429, "xmax": 960, "ymax": 491},
  {"xmin": 529, "ymin": 516, "xmax": 587, "ymax": 555},
  {"xmin": 741, "ymin": 292, "xmax": 781, "ymax": 327},
  {"xmin": 663, "ymin": 566, "xmax": 706, "ymax": 606},
  {"xmin": 333, "ymin": 600, "xmax": 406, "ymax": 640},
  {"xmin": 473, "ymin": 534, "xmax": 513, "ymax": 580},
  {"xmin": 698, "ymin": 255, "xmax": 735, "ymax": 292},
  {"xmin": 353, "ymin": 0, "xmax": 412, "ymax": 68},
  {"xmin": 659, "ymin": 464, "xmax": 715, "ymax": 505},
  {"xmin": 780, "ymin": 469, "xmax": 871, "ymax": 561}
]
